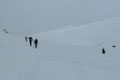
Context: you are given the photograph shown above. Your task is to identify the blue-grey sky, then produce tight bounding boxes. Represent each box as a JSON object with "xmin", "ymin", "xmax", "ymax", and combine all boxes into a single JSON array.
[{"xmin": 0, "ymin": 0, "xmax": 120, "ymax": 35}]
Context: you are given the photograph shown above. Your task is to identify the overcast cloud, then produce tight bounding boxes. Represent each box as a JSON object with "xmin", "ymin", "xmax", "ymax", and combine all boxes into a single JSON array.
[{"xmin": 0, "ymin": 0, "xmax": 120, "ymax": 35}]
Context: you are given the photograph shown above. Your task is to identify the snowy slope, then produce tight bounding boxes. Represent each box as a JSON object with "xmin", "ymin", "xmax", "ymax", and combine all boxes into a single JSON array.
[{"xmin": 0, "ymin": 17, "xmax": 120, "ymax": 80}]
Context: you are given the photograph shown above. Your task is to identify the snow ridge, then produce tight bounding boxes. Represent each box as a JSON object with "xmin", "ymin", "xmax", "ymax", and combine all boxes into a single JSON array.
[{"xmin": 0, "ymin": 17, "xmax": 120, "ymax": 80}]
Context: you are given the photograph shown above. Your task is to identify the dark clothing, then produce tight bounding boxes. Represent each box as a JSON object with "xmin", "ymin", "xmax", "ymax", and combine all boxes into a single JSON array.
[
  {"xmin": 29, "ymin": 37, "xmax": 33, "ymax": 46},
  {"xmin": 102, "ymin": 48, "xmax": 106, "ymax": 54},
  {"xmin": 34, "ymin": 39, "xmax": 38, "ymax": 48}
]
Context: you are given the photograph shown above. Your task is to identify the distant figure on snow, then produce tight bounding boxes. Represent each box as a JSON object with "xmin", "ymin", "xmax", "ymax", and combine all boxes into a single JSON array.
[
  {"xmin": 102, "ymin": 48, "xmax": 106, "ymax": 54},
  {"xmin": 28, "ymin": 36, "xmax": 33, "ymax": 46},
  {"xmin": 34, "ymin": 39, "xmax": 38, "ymax": 48}
]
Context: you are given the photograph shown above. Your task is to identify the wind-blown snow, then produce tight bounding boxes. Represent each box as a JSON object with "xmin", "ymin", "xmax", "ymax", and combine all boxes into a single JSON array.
[{"xmin": 0, "ymin": 17, "xmax": 120, "ymax": 80}]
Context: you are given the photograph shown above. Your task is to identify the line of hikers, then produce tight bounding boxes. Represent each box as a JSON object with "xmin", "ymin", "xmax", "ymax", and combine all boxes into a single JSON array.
[{"xmin": 25, "ymin": 36, "xmax": 38, "ymax": 48}]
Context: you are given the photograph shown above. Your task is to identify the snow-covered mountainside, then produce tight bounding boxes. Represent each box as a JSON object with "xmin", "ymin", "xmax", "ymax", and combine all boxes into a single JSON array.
[{"xmin": 0, "ymin": 17, "xmax": 120, "ymax": 80}]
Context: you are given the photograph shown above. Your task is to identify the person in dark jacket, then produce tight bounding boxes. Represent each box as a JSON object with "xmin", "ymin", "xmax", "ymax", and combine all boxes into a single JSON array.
[
  {"xmin": 28, "ymin": 36, "xmax": 33, "ymax": 46},
  {"xmin": 102, "ymin": 48, "xmax": 106, "ymax": 54},
  {"xmin": 34, "ymin": 39, "xmax": 38, "ymax": 48}
]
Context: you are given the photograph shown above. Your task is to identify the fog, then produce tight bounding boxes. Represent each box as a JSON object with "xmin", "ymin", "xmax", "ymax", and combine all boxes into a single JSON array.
[{"xmin": 0, "ymin": 0, "xmax": 120, "ymax": 35}]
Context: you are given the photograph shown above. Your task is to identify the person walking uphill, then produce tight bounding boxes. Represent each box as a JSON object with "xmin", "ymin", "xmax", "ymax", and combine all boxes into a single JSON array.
[
  {"xmin": 28, "ymin": 36, "xmax": 33, "ymax": 46},
  {"xmin": 34, "ymin": 39, "xmax": 38, "ymax": 48}
]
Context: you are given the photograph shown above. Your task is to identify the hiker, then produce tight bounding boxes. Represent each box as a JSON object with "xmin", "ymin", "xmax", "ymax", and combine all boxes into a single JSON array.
[
  {"xmin": 28, "ymin": 36, "xmax": 33, "ymax": 46},
  {"xmin": 34, "ymin": 39, "xmax": 38, "ymax": 48},
  {"xmin": 102, "ymin": 48, "xmax": 106, "ymax": 54}
]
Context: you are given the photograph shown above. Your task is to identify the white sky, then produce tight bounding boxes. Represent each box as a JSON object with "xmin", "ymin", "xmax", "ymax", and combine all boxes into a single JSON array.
[{"xmin": 0, "ymin": 0, "xmax": 120, "ymax": 35}]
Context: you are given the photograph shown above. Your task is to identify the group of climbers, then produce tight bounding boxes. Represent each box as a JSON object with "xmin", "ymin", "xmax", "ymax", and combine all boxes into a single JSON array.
[{"xmin": 25, "ymin": 36, "xmax": 38, "ymax": 48}]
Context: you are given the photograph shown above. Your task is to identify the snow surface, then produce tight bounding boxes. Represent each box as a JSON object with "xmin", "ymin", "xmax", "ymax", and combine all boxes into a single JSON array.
[{"xmin": 0, "ymin": 17, "xmax": 120, "ymax": 80}]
